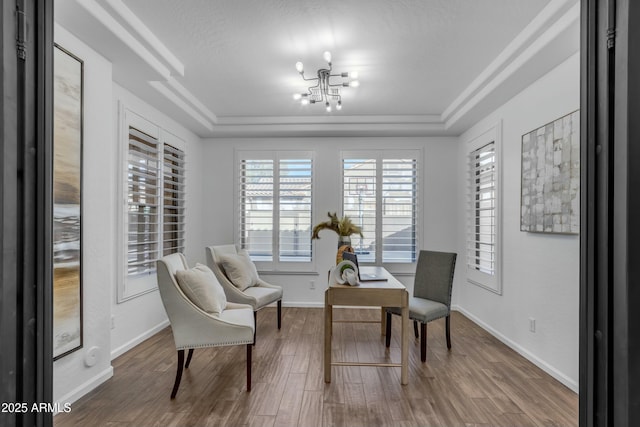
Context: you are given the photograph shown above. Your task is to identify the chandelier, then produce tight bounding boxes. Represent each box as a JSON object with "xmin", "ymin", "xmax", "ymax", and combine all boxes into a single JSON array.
[{"xmin": 293, "ymin": 51, "xmax": 359, "ymax": 112}]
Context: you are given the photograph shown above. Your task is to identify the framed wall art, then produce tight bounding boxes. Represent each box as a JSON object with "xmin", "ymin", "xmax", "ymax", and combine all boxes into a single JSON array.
[
  {"xmin": 53, "ymin": 45, "xmax": 83, "ymax": 360},
  {"xmin": 520, "ymin": 110, "xmax": 579, "ymax": 234}
]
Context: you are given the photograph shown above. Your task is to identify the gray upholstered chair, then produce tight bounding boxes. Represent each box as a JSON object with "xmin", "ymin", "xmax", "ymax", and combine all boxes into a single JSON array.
[
  {"xmin": 385, "ymin": 250, "xmax": 457, "ymax": 362},
  {"xmin": 156, "ymin": 253, "xmax": 255, "ymax": 397},
  {"xmin": 205, "ymin": 245, "xmax": 283, "ymax": 342}
]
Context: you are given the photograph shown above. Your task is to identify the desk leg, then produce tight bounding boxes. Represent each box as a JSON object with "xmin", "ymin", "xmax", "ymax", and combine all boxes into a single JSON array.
[
  {"xmin": 380, "ymin": 307, "xmax": 386, "ymax": 336},
  {"xmin": 401, "ymin": 293, "xmax": 409, "ymax": 385},
  {"xmin": 324, "ymin": 291, "xmax": 332, "ymax": 383}
]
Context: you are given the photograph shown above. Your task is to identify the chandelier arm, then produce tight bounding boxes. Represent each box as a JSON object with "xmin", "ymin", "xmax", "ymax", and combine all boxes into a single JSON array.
[
  {"xmin": 306, "ymin": 81, "xmax": 320, "ymax": 94},
  {"xmin": 300, "ymin": 73, "xmax": 319, "ymax": 82}
]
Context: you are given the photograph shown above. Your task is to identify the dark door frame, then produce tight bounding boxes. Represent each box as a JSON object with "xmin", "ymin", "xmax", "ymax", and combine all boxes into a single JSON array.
[
  {"xmin": 581, "ymin": 0, "xmax": 640, "ymax": 426},
  {"xmin": 1, "ymin": 1, "xmax": 53, "ymax": 426}
]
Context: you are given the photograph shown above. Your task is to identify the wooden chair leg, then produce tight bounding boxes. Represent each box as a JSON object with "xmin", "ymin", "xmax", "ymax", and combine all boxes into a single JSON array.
[
  {"xmin": 171, "ymin": 350, "xmax": 185, "ymax": 399},
  {"xmin": 246, "ymin": 344, "xmax": 252, "ymax": 392},
  {"xmin": 277, "ymin": 300, "xmax": 282, "ymax": 330},
  {"xmin": 413, "ymin": 320, "xmax": 419, "ymax": 339},
  {"xmin": 253, "ymin": 311, "xmax": 257, "ymax": 346},
  {"xmin": 420, "ymin": 323, "xmax": 427, "ymax": 362},
  {"xmin": 446, "ymin": 315, "xmax": 452, "ymax": 349},
  {"xmin": 185, "ymin": 349, "xmax": 194, "ymax": 368},
  {"xmin": 385, "ymin": 312, "xmax": 392, "ymax": 348}
]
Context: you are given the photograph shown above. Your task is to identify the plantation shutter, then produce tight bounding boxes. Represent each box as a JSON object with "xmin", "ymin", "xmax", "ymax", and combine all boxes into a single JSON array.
[
  {"xmin": 127, "ymin": 127, "xmax": 159, "ymax": 275},
  {"xmin": 239, "ymin": 159, "xmax": 274, "ymax": 261},
  {"xmin": 467, "ymin": 142, "xmax": 496, "ymax": 275},
  {"xmin": 342, "ymin": 158, "xmax": 377, "ymax": 262},
  {"xmin": 162, "ymin": 143, "xmax": 186, "ymax": 256},
  {"xmin": 382, "ymin": 159, "xmax": 417, "ymax": 262},
  {"xmin": 279, "ymin": 159, "xmax": 312, "ymax": 262}
]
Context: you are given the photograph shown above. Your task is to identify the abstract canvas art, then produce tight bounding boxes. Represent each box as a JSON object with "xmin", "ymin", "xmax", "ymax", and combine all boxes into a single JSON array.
[
  {"xmin": 53, "ymin": 45, "xmax": 83, "ymax": 359},
  {"xmin": 520, "ymin": 110, "xmax": 579, "ymax": 234}
]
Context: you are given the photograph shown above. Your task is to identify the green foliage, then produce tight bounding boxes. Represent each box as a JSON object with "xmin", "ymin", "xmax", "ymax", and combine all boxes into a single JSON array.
[{"xmin": 312, "ymin": 212, "xmax": 363, "ymax": 239}]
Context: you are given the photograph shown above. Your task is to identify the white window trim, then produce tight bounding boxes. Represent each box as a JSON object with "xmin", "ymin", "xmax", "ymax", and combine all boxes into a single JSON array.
[
  {"xmin": 116, "ymin": 103, "xmax": 187, "ymax": 302},
  {"xmin": 234, "ymin": 149, "xmax": 316, "ymax": 273},
  {"xmin": 465, "ymin": 121, "xmax": 502, "ymax": 295},
  {"xmin": 340, "ymin": 149, "xmax": 422, "ymax": 273}
]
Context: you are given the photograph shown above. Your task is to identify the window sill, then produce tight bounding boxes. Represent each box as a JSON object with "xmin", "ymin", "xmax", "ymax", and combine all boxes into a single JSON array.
[{"xmin": 258, "ymin": 270, "xmax": 320, "ymax": 276}]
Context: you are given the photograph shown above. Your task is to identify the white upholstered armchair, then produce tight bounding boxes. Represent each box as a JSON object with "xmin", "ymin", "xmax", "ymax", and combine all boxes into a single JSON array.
[
  {"xmin": 205, "ymin": 245, "xmax": 283, "ymax": 341},
  {"xmin": 156, "ymin": 253, "xmax": 255, "ymax": 397}
]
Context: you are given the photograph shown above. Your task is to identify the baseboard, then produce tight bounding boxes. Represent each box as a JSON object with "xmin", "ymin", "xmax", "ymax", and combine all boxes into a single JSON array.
[
  {"xmin": 452, "ymin": 305, "xmax": 578, "ymax": 393},
  {"xmin": 111, "ymin": 319, "xmax": 170, "ymax": 360},
  {"xmin": 281, "ymin": 301, "xmax": 324, "ymax": 308},
  {"xmin": 54, "ymin": 366, "xmax": 113, "ymax": 413}
]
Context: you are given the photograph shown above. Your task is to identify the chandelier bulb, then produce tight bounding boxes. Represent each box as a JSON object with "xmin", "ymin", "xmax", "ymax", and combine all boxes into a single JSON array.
[
  {"xmin": 325, "ymin": 102, "xmax": 332, "ymax": 113},
  {"xmin": 293, "ymin": 93, "xmax": 302, "ymax": 100},
  {"xmin": 336, "ymin": 101, "xmax": 342, "ymax": 111},
  {"xmin": 323, "ymin": 51, "xmax": 332, "ymax": 63},
  {"xmin": 349, "ymin": 71, "xmax": 358, "ymax": 79},
  {"xmin": 349, "ymin": 80, "xmax": 360, "ymax": 88},
  {"xmin": 301, "ymin": 98, "xmax": 309, "ymax": 105},
  {"xmin": 295, "ymin": 62, "xmax": 304, "ymax": 73}
]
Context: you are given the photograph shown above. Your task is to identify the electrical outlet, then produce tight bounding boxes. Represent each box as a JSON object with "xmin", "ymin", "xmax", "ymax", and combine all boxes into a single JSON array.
[
  {"xmin": 529, "ymin": 317, "xmax": 536, "ymax": 333},
  {"xmin": 310, "ymin": 280, "xmax": 315, "ymax": 290}
]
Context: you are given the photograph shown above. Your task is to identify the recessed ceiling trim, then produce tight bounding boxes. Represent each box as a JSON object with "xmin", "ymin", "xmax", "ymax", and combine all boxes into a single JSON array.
[
  {"xmin": 76, "ymin": 0, "xmax": 171, "ymax": 80},
  {"xmin": 104, "ymin": 0, "xmax": 185, "ymax": 77},
  {"xmin": 442, "ymin": 0, "xmax": 578, "ymax": 125},
  {"xmin": 444, "ymin": 2, "xmax": 579, "ymax": 129},
  {"xmin": 149, "ymin": 81, "xmax": 215, "ymax": 132},
  {"xmin": 215, "ymin": 115, "xmax": 442, "ymax": 126},
  {"xmin": 208, "ymin": 122, "xmax": 448, "ymax": 138},
  {"xmin": 165, "ymin": 77, "xmax": 218, "ymax": 123}
]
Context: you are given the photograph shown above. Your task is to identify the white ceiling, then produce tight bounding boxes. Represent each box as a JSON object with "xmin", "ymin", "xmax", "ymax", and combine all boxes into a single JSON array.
[{"xmin": 54, "ymin": 0, "xmax": 580, "ymax": 137}]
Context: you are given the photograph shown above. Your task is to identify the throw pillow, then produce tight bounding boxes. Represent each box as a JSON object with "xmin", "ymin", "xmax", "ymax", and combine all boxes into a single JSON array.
[
  {"xmin": 175, "ymin": 263, "xmax": 227, "ymax": 315},
  {"xmin": 219, "ymin": 250, "xmax": 259, "ymax": 291},
  {"xmin": 239, "ymin": 249, "xmax": 260, "ymax": 283}
]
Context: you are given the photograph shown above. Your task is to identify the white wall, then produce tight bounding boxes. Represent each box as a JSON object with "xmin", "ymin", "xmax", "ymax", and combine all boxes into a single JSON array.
[
  {"xmin": 53, "ymin": 24, "xmax": 114, "ymax": 405},
  {"xmin": 199, "ymin": 137, "xmax": 460, "ymax": 304},
  {"xmin": 456, "ymin": 52, "xmax": 580, "ymax": 391},
  {"xmin": 53, "ymin": 27, "xmax": 205, "ymax": 405}
]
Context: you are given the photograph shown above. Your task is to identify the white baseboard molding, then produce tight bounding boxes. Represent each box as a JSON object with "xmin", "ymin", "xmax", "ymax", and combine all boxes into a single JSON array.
[
  {"xmin": 54, "ymin": 366, "xmax": 113, "ymax": 412},
  {"xmin": 452, "ymin": 305, "xmax": 578, "ymax": 393},
  {"xmin": 111, "ymin": 319, "xmax": 170, "ymax": 360},
  {"xmin": 281, "ymin": 301, "xmax": 324, "ymax": 308}
]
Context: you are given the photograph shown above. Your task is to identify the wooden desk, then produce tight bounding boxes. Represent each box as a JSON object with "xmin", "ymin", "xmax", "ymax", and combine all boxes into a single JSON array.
[{"xmin": 324, "ymin": 266, "xmax": 409, "ymax": 385}]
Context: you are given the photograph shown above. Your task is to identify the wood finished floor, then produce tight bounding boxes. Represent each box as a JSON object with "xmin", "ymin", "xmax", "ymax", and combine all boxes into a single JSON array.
[{"xmin": 54, "ymin": 308, "xmax": 578, "ymax": 427}]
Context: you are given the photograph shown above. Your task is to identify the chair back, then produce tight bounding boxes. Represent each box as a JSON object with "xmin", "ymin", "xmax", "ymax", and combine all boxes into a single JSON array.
[
  {"xmin": 413, "ymin": 250, "xmax": 457, "ymax": 307},
  {"xmin": 156, "ymin": 253, "xmax": 205, "ymax": 346}
]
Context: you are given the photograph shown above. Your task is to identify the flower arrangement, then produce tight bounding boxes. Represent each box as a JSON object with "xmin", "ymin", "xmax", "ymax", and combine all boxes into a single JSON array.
[{"xmin": 312, "ymin": 212, "xmax": 363, "ymax": 239}]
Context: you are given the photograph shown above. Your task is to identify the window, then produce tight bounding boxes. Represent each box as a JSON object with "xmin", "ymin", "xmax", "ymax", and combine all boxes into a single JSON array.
[
  {"xmin": 237, "ymin": 151, "xmax": 313, "ymax": 269},
  {"xmin": 118, "ymin": 108, "xmax": 187, "ymax": 302},
  {"xmin": 466, "ymin": 124, "xmax": 501, "ymax": 293},
  {"xmin": 342, "ymin": 151, "xmax": 419, "ymax": 265},
  {"xmin": 127, "ymin": 127, "xmax": 186, "ymax": 276}
]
